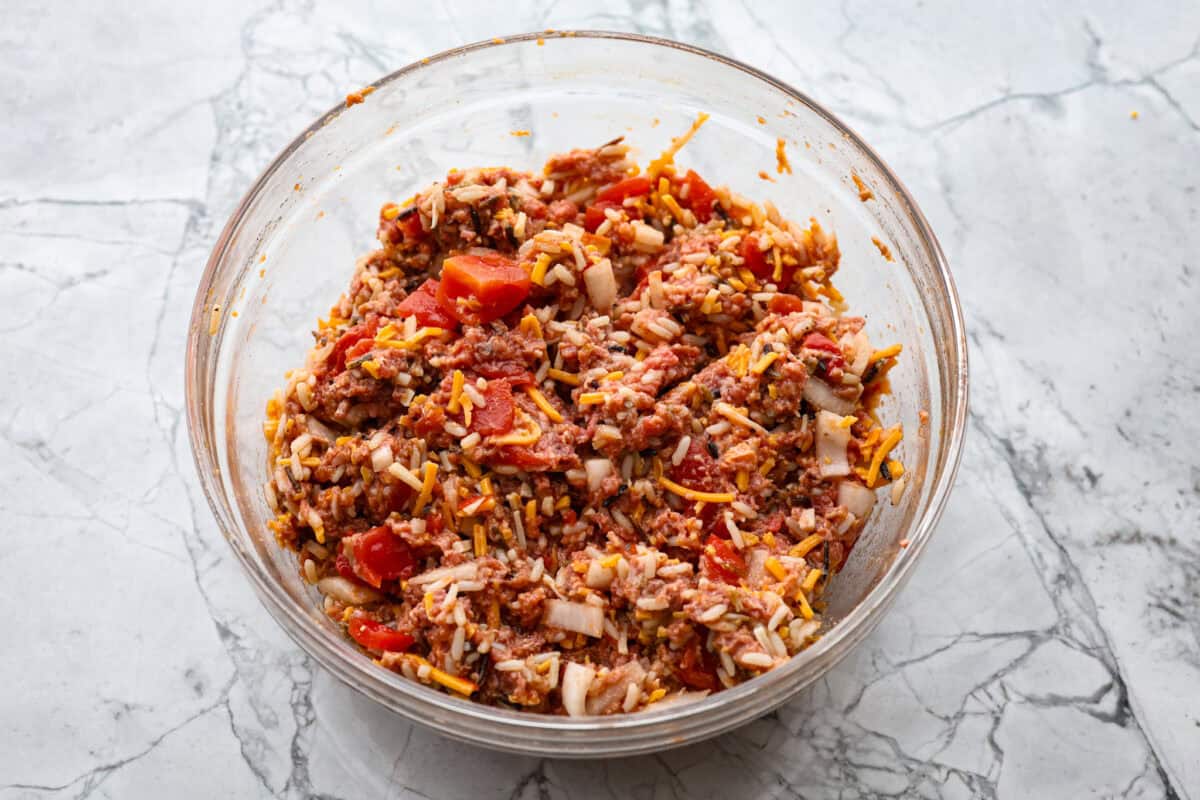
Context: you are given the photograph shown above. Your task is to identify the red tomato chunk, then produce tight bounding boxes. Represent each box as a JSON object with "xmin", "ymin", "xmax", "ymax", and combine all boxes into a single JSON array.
[
  {"xmin": 437, "ymin": 251, "xmax": 531, "ymax": 325},
  {"xmin": 345, "ymin": 526, "xmax": 416, "ymax": 588},
  {"xmin": 468, "ymin": 378, "xmax": 516, "ymax": 436},
  {"xmin": 702, "ymin": 535, "xmax": 745, "ymax": 584},
  {"xmin": 348, "ymin": 616, "xmax": 414, "ymax": 652},
  {"xmin": 396, "ymin": 279, "xmax": 459, "ymax": 330},
  {"xmin": 679, "ymin": 170, "xmax": 717, "ymax": 223},
  {"xmin": 596, "ymin": 176, "xmax": 651, "ymax": 204},
  {"xmin": 328, "ymin": 318, "xmax": 380, "ymax": 372}
]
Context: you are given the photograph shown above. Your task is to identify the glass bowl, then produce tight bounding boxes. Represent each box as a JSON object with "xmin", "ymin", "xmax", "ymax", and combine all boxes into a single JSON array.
[{"xmin": 185, "ymin": 31, "xmax": 967, "ymax": 757}]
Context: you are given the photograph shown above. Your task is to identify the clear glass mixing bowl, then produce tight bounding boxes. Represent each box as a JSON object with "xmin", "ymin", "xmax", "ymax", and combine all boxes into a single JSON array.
[{"xmin": 186, "ymin": 31, "xmax": 967, "ymax": 757}]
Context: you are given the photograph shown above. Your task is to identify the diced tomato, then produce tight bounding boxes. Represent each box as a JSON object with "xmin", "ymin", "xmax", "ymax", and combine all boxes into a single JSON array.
[
  {"xmin": 494, "ymin": 445, "xmax": 553, "ymax": 470},
  {"xmin": 802, "ymin": 332, "xmax": 840, "ymax": 354},
  {"xmin": 334, "ymin": 553, "xmax": 360, "ymax": 583},
  {"xmin": 398, "ymin": 210, "xmax": 425, "ymax": 242},
  {"xmin": 345, "ymin": 526, "xmax": 416, "ymax": 588},
  {"xmin": 468, "ymin": 378, "xmax": 515, "ymax": 436},
  {"xmin": 396, "ymin": 279, "xmax": 459, "ymax": 330},
  {"xmin": 673, "ymin": 638, "xmax": 719, "ymax": 690},
  {"xmin": 329, "ymin": 318, "xmax": 380, "ymax": 372},
  {"xmin": 583, "ymin": 200, "xmax": 621, "ymax": 233},
  {"xmin": 383, "ymin": 482, "xmax": 413, "ymax": 514},
  {"xmin": 669, "ymin": 436, "xmax": 720, "ymax": 491},
  {"xmin": 768, "ymin": 293, "xmax": 805, "ymax": 314},
  {"xmin": 679, "ymin": 170, "xmax": 717, "ymax": 223},
  {"xmin": 740, "ymin": 236, "xmax": 769, "ymax": 279},
  {"xmin": 803, "ymin": 332, "xmax": 845, "ymax": 372},
  {"xmin": 702, "ymin": 535, "xmax": 745, "ymax": 584},
  {"xmin": 710, "ymin": 514, "xmax": 732, "ymax": 539},
  {"xmin": 475, "ymin": 362, "xmax": 533, "ymax": 382},
  {"xmin": 343, "ymin": 337, "xmax": 375, "ymax": 364},
  {"xmin": 596, "ymin": 176, "xmax": 652, "ymax": 204},
  {"xmin": 436, "ymin": 251, "xmax": 531, "ymax": 325},
  {"xmin": 348, "ymin": 616, "xmax": 415, "ymax": 652}
]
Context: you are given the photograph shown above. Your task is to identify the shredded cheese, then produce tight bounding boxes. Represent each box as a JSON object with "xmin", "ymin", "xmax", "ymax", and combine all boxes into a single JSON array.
[
  {"xmin": 405, "ymin": 655, "xmax": 477, "ymax": 696},
  {"xmin": 473, "ymin": 523, "xmax": 487, "ymax": 557},
  {"xmin": 714, "ymin": 401, "xmax": 768, "ymax": 435},
  {"xmin": 412, "ymin": 462, "xmax": 438, "ymax": 515},
  {"xmin": 530, "ymin": 253, "xmax": 551, "ymax": 286},
  {"xmin": 526, "ymin": 385, "xmax": 564, "ymax": 423},
  {"xmin": 519, "ymin": 313, "xmax": 543, "ymax": 339},
  {"xmin": 868, "ymin": 343, "xmax": 903, "ymax": 364},
  {"xmin": 658, "ymin": 476, "xmax": 735, "ymax": 504},
  {"xmin": 801, "ymin": 568, "xmax": 822, "ymax": 593},
  {"xmin": 377, "ymin": 326, "xmax": 446, "ymax": 349},
  {"xmin": 866, "ymin": 426, "xmax": 903, "ymax": 487},
  {"xmin": 447, "ymin": 370, "xmax": 465, "ymax": 414},
  {"xmin": 547, "ymin": 368, "xmax": 580, "ymax": 386},
  {"xmin": 491, "ymin": 408, "xmax": 542, "ymax": 446},
  {"xmin": 790, "ymin": 534, "xmax": 824, "ymax": 558},
  {"xmin": 750, "ymin": 351, "xmax": 780, "ymax": 374},
  {"xmin": 578, "ymin": 392, "xmax": 606, "ymax": 405},
  {"xmin": 765, "ymin": 556, "xmax": 787, "ymax": 582},
  {"xmin": 795, "ymin": 589, "xmax": 814, "ymax": 620},
  {"xmin": 647, "ymin": 112, "xmax": 710, "ymax": 180}
]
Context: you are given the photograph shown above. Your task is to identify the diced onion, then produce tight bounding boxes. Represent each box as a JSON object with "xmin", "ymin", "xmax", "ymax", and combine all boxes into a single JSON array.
[
  {"xmin": 409, "ymin": 562, "xmax": 478, "ymax": 586},
  {"xmin": 370, "ymin": 444, "xmax": 394, "ymax": 473},
  {"xmin": 586, "ymin": 661, "xmax": 646, "ymax": 716},
  {"xmin": 317, "ymin": 576, "xmax": 383, "ymax": 605},
  {"xmin": 585, "ymin": 560, "xmax": 615, "ymax": 589},
  {"xmin": 803, "ymin": 379, "xmax": 857, "ymax": 415},
  {"xmin": 584, "ymin": 458, "xmax": 613, "ymax": 493},
  {"xmin": 837, "ymin": 480, "xmax": 876, "ymax": 518},
  {"xmin": 545, "ymin": 599, "xmax": 604, "ymax": 638},
  {"xmin": 562, "ymin": 661, "xmax": 595, "ymax": 717},
  {"xmin": 815, "ymin": 410, "xmax": 852, "ymax": 477},
  {"xmin": 583, "ymin": 259, "xmax": 617, "ymax": 310},
  {"xmin": 845, "ymin": 331, "xmax": 871, "ymax": 376}
]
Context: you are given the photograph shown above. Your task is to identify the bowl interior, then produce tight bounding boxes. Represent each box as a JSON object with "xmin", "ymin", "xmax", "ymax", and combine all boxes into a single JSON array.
[{"xmin": 189, "ymin": 31, "xmax": 964, "ymax": 755}]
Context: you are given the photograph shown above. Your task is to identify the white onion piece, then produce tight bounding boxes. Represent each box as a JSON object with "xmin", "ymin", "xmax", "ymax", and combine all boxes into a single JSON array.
[
  {"xmin": 305, "ymin": 416, "xmax": 337, "ymax": 443},
  {"xmin": 846, "ymin": 331, "xmax": 872, "ymax": 376},
  {"xmin": 583, "ymin": 259, "xmax": 617, "ymax": 310},
  {"xmin": 838, "ymin": 480, "xmax": 876, "ymax": 518},
  {"xmin": 370, "ymin": 444, "xmax": 394, "ymax": 473},
  {"xmin": 585, "ymin": 560, "xmax": 615, "ymax": 589},
  {"xmin": 584, "ymin": 458, "xmax": 614, "ymax": 494},
  {"xmin": 409, "ymin": 562, "xmax": 478, "ymax": 586},
  {"xmin": 803, "ymin": 379, "xmax": 857, "ymax": 415},
  {"xmin": 545, "ymin": 599, "xmax": 605, "ymax": 638},
  {"xmin": 562, "ymin": 661, "xmax": 596, "ymax": 717},
  {"xmin": 586, "ymin": 661, "xmax": 646, "ymax": 715},
  {"xmin": 318, "ymin": 576, "xmax": 383, "ymax": 605},
  {"xmin": 815, "ymin": 410, "xmax": 852, "ymax": 477}
]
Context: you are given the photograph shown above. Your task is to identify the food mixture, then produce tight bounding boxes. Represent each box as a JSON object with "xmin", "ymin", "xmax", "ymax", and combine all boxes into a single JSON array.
[{"xmin": 264, "ymin": 118, "xmax": 906, "ymax": 715}]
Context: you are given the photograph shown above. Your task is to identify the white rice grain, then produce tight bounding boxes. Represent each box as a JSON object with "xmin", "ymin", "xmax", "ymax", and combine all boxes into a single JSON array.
[
  {"xmin": 739, "ymin": 651, "xmax": 774, "ymax": 669},
  {"xmin": 670, "ymin": 435, "xmax": 692, "ymax": 466}
]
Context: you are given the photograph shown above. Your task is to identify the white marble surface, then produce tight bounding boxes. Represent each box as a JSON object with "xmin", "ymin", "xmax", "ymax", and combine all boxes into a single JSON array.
[{"xmin": 2, "ymin": 1, "xmax": 1197, "ymax": 797}]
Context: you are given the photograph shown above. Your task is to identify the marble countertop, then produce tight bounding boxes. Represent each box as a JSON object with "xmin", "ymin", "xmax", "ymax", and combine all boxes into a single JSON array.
[{"xmin": 3, "ymin": 1, "xmax": 1197, "ymax": 797}]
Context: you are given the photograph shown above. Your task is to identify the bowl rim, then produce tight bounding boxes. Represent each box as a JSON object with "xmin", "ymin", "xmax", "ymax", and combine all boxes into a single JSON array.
[{"xmin": 185, "ymin": 29, "xmax": 969, "ymax": 748}]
